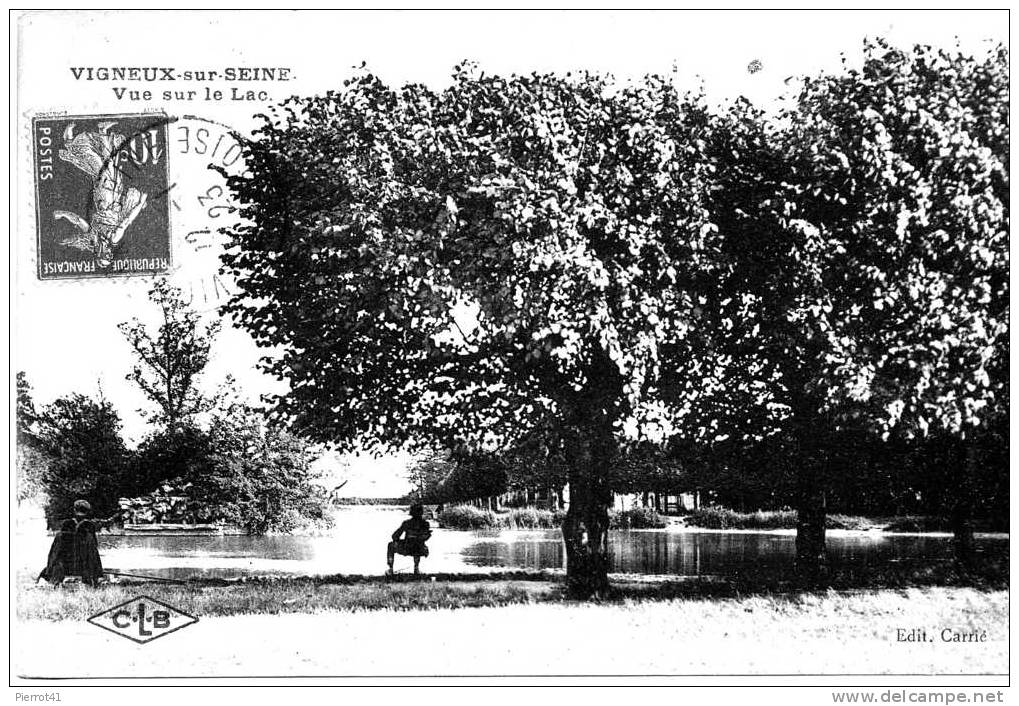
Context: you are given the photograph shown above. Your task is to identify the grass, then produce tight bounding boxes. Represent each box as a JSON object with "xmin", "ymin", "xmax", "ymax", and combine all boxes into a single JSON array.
[
  {"xmin": 437, "ymin": 505, "xmax": 566, "ymax": 530},
  {"xmin": 15, "ymin": 584, "xmax": 1009, "ymax": 677},
  {"xmin": 17, "ymin": 553, "xmax": 1007, "ymax": 622},
  {"xmin": 18, "ymin": 573, "xmax": 561, "ymax": 622},
  {"xmin": 686, "ymin": 506, "xmax": 876, "ymax": 530},
  {"xmin": 437, "ymin": 505, "xmax": 669, "ymax": 530},
  {"xmin": 687, "ymin": 506, "xmax": 798, "ymax": 529},
  {"xmin": 684, "ymin": 506, "xmax": 1013, "ymax": 533}
]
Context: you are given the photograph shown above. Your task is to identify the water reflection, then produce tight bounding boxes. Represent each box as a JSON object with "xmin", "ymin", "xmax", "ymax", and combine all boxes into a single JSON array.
[
  {"xmin": 460, "ymin": 529, "xmax": 1009, "ymax": 576},
  {"xmin": 15, "ymin": 507, "xmax": 1008, "ymax": 581}
]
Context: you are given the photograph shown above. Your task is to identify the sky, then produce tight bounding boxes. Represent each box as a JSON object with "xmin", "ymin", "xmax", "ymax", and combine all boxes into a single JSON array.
[{"xmin": 14, "ymin": 10, "xmax": 1008, "ymax": 496}]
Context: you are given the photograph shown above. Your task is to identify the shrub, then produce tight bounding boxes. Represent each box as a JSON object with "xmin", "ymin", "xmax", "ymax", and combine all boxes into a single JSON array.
[
  {"xmin": 687, "ymin": 506, "xmax": 871, "ymax": 530},
  {"xmin": 119, "ymin": 408, "xmax": 332, "ymax": 534},
  {"xmin": 505, "ymin": 507, "xmax": 567, "ymax": 529},
  {"xmin": 610, "ymin": 507, "xmax": 668, "ymax": 529},
  {"xmin": 437, "ymin": 506, "xmax": 498, "ymax": 530},
  {"xmin": 827, "ymin": 514, "xmax": 873, "ymax": 530},
  {"xmin": 437, "ymin": 506, "xmax": 564, "ymax": 530},
  {"xmin": 687, "ymin": 506, "xmax": 798, "ymax": 530},
  {"xmin": 118, "ymin": 482, "xmax": 217, "ymax": 524},
  {"xmin": 505, "ymin": 507, "xmax": 542, "ymax": 529}
]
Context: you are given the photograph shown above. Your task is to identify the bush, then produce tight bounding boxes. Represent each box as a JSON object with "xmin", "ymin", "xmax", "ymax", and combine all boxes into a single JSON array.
[
  {"xmin": 438, "ymin": 506, "xmax": 498, "ymax": 530},
  {"xmin": 826, "ymin": 514, "xmax": 873, "ymax": 530},
  {"xmin": 439, "ymin": 506, "xmax": 675, "ymax": 531},
  {"xmin": 610, "ymin": 507, "xmax": 668, "ymax": 529},
  {"xmin": 437, "ymin": 506, "xmax": 564, "ymax": 530},
  {"xmin": 118, "ymin": 482, "xmax": 219, "ymax": 525},
  {"xmin": 687, "ymin": 506, "xmax": 873, "ymax": 530},
  {"xmin": 129, "ymin": 424, "xmax": 215, "ymax": 499},
  {"xmin": 687, "ymin": 506, "xmax": 798, "ymax": 530},
  {"xmin": 505, "ymin": 507, "xmax": 567, "ymax": 529},
  {"xmin": 118, "ymin": 408, "xmax": 332, "ymax": 534}
]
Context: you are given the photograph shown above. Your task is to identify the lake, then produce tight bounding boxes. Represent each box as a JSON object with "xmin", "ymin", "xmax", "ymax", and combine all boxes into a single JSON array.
[{"xmin": 16, "ymin": 506, "xmax": 1009, "ymax": 581}]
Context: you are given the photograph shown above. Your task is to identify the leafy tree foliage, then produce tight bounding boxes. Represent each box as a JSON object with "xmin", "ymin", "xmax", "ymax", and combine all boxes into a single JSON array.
[
  {"xmin": 33, "ymin": 392, "xmax": 130, "ymax": 522},
  {"xmin": 192, "ymin": 405, "xmax": 331, "ymax": 533},
  {"xmin": 407, "ymin": 446, "xmax": 570, "ymax": 508},
  {"xmin": 223, "ymin": 41, "xmax": 1007, "ymax": 587},
  {"xmin": 405, "ymin": 451, "xmax": 456, "ymax": 502},
  {"xmin": 702, "ymin": 40, "xmax": 1008, "ymax": 570},
  {"xmin": 223, "ymin": 65, "xmax": 719, "ymax": 596},
  {"xmin": 129, "ymin": 422, "xmax": 216, "ymax": 498},
  {"xmin": 119, "ymin": 278, "xmax": 221, "ymax": 428},
  {"xmin": 122, "ymin": 405, "xmax": 330, "ymax": 533},
  {"xmin": 16, "ymin": 372, "xmax": 49, "ymax": 503},
  {"xmin": 784, "ymin": 40, "xmax": 1007, "ymax": 438}
]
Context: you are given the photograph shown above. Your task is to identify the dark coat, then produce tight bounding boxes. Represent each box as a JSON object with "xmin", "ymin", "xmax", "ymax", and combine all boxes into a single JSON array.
[
  {"xmin": 39, "ymin": 518, "xmax": 104, "ymax": 585},
  {"xmin": 391, "ymin": 518, "xmax": 432, "ymax": 557}
]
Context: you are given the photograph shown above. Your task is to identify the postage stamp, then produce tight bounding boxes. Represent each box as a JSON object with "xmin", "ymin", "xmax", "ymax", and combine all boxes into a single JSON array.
[{"xmin": 33, "ymin": 113, "xmax": 172, "ymax": 279}]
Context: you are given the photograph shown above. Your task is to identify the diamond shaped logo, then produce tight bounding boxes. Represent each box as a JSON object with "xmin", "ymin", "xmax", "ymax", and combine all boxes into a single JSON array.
[{"xmin": 88, "ymin": 595, "xmax": 198, "ymax": 644}]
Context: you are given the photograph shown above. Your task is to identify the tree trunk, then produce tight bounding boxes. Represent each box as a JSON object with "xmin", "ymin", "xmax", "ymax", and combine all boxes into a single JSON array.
[
  {"xmin": 562, "ymin": 416, "xmax": 615, "ymax": 599},
  {"xmin": 795, "ymin": 461, "xmax": 827, "ymax": 581},
  {"xmin": 560, "ymin": 345, "xmax": 622, "ymax": 599},
  {"xmin": 563, "ymin": 471, "xmax": 612, "ymax": 599},
  {"xmin": 952, "ymin": 441, "xmax": 976, "ymax": 572}
]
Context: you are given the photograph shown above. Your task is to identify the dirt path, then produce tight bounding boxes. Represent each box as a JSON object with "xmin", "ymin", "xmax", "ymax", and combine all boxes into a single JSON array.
[{"xmin": 14, "ymin": 588, "xmax": 1007, "ymax": 679}]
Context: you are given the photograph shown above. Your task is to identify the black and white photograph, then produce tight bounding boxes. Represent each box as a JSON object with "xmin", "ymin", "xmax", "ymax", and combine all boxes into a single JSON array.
[{"xmin": 9, "ymin": 8, "xmax": 1011, "ymax": 697}]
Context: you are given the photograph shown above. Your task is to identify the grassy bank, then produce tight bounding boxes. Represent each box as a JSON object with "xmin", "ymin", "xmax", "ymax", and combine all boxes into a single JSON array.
[
  {"xmin": 437, "ymin": 506, "xmax": 566, "ymax": 530},
  {"xmin": 17, "ymin": 553, "xmax": 1006, "ymax": 622},
  {"xmin": 19, "ymin": 575, "xmax": 560, "ymax": 622},
  {"xmin": 687, "ymin": 506, "xmax": 876, "ymax": 530},
  {"xmin": 684, "ymin": 506, "xmax": 1009, "ymax": 532},
  {"xmin": 436, "ymin": 505, "xmax": 668, "ymax": 530},
  {"xmin": 437, "ymin": 504, "xmax": 971, "ymax": 533}
]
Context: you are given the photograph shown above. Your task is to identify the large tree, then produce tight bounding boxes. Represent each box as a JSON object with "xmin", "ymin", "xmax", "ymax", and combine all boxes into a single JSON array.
[
  {"xmin": 704, "ymin": 40, "xmax": 1008, "ymax": 572},
  {"xmin": 222, "ymin": 65, "xmax": 718, "ymax": 596}
]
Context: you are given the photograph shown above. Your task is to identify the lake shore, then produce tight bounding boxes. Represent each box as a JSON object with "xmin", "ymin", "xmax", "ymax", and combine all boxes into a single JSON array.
[
  {"xmin": 14, "ymin": 584, "xmax": 1008, "ymax": 678},
  {"xmin": 17, "ymin": 554, "xmax": 1008, "ymax": 622}
]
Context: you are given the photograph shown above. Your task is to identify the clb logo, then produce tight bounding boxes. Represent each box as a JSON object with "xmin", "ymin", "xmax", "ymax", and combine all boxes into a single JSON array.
[{"xmin": 88, "ymin": 595, "xmax": 198, "ymax": 644}]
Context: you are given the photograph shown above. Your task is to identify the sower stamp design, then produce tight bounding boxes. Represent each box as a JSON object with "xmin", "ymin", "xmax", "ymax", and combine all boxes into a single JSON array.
[{"xmin": 33, "ymin": 113, "xmax": 171, "ymax": 279}]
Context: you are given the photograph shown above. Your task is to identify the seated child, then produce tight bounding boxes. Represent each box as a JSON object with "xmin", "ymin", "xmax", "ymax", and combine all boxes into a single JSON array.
[{"xmin": 387, "ymin": 504, "xmax": 432, "ymax": 575}]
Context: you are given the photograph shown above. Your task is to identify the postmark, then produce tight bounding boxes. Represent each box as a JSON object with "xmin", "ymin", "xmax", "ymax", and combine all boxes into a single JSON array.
[
  {"xmin": 33, "ymin": 113, "xmax": 172, "ymax": 279},
  {"xmin": 164, "ymin": 114, "xmax": 247, "ymax": 308},
  {"xmin": 110, "ymin": 112, "xmax": 246, "ymax": 308}
]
